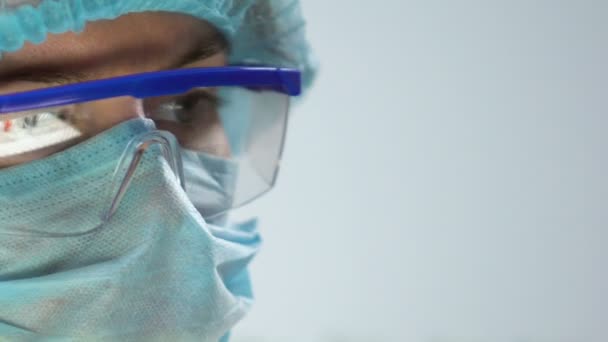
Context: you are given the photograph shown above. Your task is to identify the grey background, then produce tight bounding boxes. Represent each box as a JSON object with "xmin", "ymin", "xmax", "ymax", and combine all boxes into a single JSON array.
[{"xmin": 233, "ymin": 1, "xmax": 607, "ymax": 341}]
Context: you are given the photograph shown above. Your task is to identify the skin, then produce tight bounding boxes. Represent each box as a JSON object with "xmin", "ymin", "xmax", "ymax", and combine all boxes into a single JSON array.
[{"xmin": 0, "ymin": 12, "xmax": 231, "ymax": 167}]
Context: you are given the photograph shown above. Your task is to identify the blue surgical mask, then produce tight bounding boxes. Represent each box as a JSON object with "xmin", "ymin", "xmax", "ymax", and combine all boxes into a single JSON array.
[
  {"xmin": 181, "ymin": 148, "xmax": 239, "ymax": 226},
  {"xmin": 0, "ymin": 118, "xmax": 259, "ymax": 341}
]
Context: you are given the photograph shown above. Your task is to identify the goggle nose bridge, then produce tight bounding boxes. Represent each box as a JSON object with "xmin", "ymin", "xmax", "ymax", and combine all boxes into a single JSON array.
[{"xmin": 101, "ymin": 129, "xmax": 184, "ymax": 223}]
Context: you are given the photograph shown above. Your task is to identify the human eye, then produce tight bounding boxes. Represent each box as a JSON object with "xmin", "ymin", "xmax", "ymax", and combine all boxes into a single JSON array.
[{"xmin": 147, "ymin": 88, "xmax": 222, "ymax": 125}]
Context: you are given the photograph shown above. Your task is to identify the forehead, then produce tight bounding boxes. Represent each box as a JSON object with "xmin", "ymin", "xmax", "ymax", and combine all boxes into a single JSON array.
[{"xmin": 0, "ymin": 12, "xmax": 227, "ymax": 79}]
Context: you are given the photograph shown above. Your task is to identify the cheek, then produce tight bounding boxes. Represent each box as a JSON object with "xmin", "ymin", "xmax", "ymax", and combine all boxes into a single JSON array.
[{"xmin": 75, "ymin": 97, "xmax": 145, "ymax": 138}]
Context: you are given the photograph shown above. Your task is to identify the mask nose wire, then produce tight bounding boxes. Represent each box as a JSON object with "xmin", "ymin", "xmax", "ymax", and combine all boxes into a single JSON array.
[{"xmin": 101, "ymin": 130, "xmax": 184, "ymax": 223}]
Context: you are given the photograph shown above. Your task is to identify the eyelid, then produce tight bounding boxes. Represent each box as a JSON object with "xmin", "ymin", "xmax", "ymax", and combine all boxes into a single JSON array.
[{"xmin": 177, "ymin": 88, "xmax": 222, "ymax": 108}]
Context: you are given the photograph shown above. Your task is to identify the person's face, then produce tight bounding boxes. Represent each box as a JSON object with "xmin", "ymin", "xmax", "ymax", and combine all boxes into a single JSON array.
[{"xmin": 0, "ymin": 12, "xmax": 230, "ymax": 167}]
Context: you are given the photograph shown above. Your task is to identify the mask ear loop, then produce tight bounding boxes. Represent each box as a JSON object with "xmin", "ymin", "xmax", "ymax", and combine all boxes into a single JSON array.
[{"xmin": 101, "ymin": 130, "xmax": 184, "ymax": 223}]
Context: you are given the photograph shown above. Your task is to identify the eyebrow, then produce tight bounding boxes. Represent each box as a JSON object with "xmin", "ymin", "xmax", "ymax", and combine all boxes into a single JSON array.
[
  {"xmin": 4, "ymin": 70, "xmax": 93, "ymax": 85},
  {"xmin": 171, "ymin": 30, "xmax": 228, "ymax": 69},
  {"xmin": 1, "ymin": 31, "xmax": 228, "ymax": 86}
]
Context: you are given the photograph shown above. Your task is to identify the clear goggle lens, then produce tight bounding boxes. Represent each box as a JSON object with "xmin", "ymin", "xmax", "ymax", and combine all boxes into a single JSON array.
[{"xmin": 0, "ymin": 86, "xmax": 290, "ymax": 220}]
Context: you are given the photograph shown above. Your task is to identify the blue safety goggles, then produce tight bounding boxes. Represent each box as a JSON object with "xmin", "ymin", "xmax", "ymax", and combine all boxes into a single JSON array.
[{"xmin": 0, "ymin": 66, "xmax": 301, "ymax": 223}]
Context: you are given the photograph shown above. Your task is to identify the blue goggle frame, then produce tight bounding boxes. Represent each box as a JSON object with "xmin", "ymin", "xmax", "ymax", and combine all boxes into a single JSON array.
[{"xmin": 0, "ymin": 66, "xmax": 302, "ymax": 114}]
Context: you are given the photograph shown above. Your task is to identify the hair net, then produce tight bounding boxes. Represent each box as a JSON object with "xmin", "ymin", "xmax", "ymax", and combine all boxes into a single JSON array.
[{"xmin": 0, "ymin": 0, "xmax": 316, "ymax": 89}]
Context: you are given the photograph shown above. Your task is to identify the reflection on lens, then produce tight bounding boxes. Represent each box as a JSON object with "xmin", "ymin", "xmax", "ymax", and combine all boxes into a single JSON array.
[
  {"xmin": 0, "ymin": 111, "xmax": 82, "ymax": 166},
  {"xmin": 0, "ymin": 96, "xmax": 146, "ymax": 168}
]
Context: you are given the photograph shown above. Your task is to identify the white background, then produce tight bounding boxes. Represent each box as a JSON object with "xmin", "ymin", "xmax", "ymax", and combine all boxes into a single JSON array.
[{"xmin": 234, "ymin": 1, "xmax": 607, "ymax": 341}]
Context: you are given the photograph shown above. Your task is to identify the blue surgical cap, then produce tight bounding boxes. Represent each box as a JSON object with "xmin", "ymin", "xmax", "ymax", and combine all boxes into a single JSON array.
[{"xmin": 0, "ymin": 0, "xmax": 316, "ymax": 89}]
